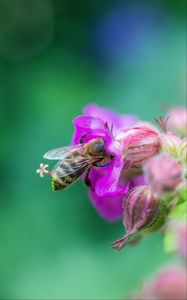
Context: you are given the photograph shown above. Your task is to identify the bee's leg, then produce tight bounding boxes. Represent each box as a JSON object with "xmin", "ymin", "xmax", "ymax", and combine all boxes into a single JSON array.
[
  {"xmin": 79, "ymin": 134, "xmax": 87, "ymax": 144},
  {"xmin": 94, "ymin": 160, "xmax": 113, "ymax": 167},
  {"xmin": 84, "ymin": 166, "xmax": 91, "ymax": 188},
  {"xmin": 79, "ymin": 131, "xmax": 94, "ymax": 144}
]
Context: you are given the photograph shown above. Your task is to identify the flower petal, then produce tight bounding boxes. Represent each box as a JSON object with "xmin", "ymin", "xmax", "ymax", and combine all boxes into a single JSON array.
[
  {"xmin": 73, "ymin": 115, "xmax": 104, "ymax": 130},
  {"xmin": 84, "ymin": 104, "xmax": 138, "ymax": 133},
  {"xmin": 88, "ymin": 172, "xmax": 145, "ymax": 221},
  {"xmin": 94, "ymin": 156, "xmax": 124, "ymax": 197},
  {"xmin": 72, "ymin": 115, "xmax": 106, "ymax": 144},
  {"xmin": 89, "ymin": 189, "xmax": 125, "ymax": 220},
  {"xmin": 71, "ymin": 105, "xmax": 142, "ymax": 221}
]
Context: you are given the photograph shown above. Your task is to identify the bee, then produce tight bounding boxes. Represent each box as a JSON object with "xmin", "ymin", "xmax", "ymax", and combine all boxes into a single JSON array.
[{"xmin": 43, "ymin": 139, "xmax": 113, "ymax": 191}]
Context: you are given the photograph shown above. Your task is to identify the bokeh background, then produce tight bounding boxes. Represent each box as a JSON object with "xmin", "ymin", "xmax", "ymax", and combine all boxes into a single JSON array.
[{"xmin": 0, "ymin": 0, "xmax": 186, "ymax": 299}]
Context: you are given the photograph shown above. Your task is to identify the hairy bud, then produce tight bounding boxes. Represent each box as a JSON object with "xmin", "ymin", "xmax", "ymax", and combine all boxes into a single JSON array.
[
  {"xmin": 120, "ymin": 123, "xmax": 160, "ymax": 167},
  {"xmin": 167, "ymin": 107, "xmax": 187, "ymax": 137},
  {"xmin": 144, "ymin": 154, "xmax": 182, "ymax": 196},
  {"xmin": 160, "ymin": 132, "xmax": 181, "ymax": 157},
  {"xmin": 112, "ymin": 186, "xmax": 160, "ymax": 251},
  {"xmin": 133, "ymin": 266, "xmax": 187, "ymax": 300},
  {"xmin": 178, "ymin": 138, "xmax": 187, "ymax": 164},
  {"xmin": 155, "ymin": 116, "xmax": 181, "ymax": 157}
]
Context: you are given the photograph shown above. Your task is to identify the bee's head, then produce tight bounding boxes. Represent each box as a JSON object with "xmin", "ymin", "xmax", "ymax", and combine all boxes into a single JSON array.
[
  {"xmin": 88, "ymin": 139, "xmax": 106, "ymax": 156},
  {"xmin": 88, "ymin": 139, "xmax": 114, "ymax": 160}
]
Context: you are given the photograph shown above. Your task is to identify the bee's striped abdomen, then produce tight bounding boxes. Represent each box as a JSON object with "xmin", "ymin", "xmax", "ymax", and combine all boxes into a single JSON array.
[
  {"xmin": 52, "ymin": 177, "xmax": 64, "ymax": 191},
  {"xmin": 52, "ymin": 175, "xmax": 74, "ymax": 191},
  {"xmin": 52, "ymin": 166, "xmax": 86, "ymax": 191}
]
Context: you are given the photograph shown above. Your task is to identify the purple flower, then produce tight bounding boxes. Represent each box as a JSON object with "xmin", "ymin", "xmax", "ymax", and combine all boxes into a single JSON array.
[
  {"xmin": 72, "ymin": 104, "xmax": 143, "ymax": 220},
  {"xmin": 89, "ymin": 168, "xmax": 145, "ymax": 220},
  {"xmin": 84, "ymin": 104, "xmax": 137, "ymax": 134}
]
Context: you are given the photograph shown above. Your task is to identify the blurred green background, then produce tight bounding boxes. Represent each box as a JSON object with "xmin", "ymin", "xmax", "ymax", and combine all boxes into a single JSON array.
[{"xmin": 0, "ymin": 0, "xmax": 186, "ymax": 299}]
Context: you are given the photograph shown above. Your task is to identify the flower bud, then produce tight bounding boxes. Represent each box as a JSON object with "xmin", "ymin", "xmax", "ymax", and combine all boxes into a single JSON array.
[
  {"xmin": 120, "ymin": 124, "xmax": 160, "ymax": 167},
  {"xmin": 167, "ymin": 107, "xmax": 187, "ymax": 137},
  {"xmin": 112, "ymin": 186, "xmax": 160, "ymax": 251},
  {"xmin": 133, "ymin": 266, "xmax": 187, "ymax": 300},
  {"xmin": 160, "ymin": 132, "xmax": 181, "ymax": 157},
  {"xmin": 144, "ymin": 154, "xmax": 182, "ymax": 196},
  {"xmin": 155, "ymin": 116, "xmax": 181, "ymax": 157},
  {"xmin": 178, "ymin": 137, "xmax": 187, "ymax": 164}
]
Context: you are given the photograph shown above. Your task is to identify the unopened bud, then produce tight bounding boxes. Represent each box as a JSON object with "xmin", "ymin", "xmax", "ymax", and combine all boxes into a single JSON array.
[
  {"xmin": 178, "ymin": 137, "xmax": 187, "ymax": 164},
  {"xmin": 134, "ymin": 266, "xmax": 187, "ymax": 300},
  {"xmin": 167, "ymin": 107, "xmax": 187, "ymax": 137},
  {"xmin": 112, "ymin": 186, "xmax": 160, "ymax": 251},
  {"xmin": 121, "ymin": 124, "xmax": 160, "ymax": 167},
  {"xmin": 160, "ymin": 132, "xmax": 181, "ymax": 157},
  {"xmin": 144, "ymin": 154, "xmax": 182, "ymax": 196},
  {"xmin": 155, "ymin": 116, "xmax": 181, "ymax": 157}
]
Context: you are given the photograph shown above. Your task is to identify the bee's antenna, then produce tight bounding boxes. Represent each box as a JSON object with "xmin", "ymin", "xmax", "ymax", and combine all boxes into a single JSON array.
[
  {"xmin": 105, "ymin": 122, "xmax": 114, "ymax": 136},
  {"xmin": 105, "ymin": 122, "xmax": 110, "ymax": 131}
]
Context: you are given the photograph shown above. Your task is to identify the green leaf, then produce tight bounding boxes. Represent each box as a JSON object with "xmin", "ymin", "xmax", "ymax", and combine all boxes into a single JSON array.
[
  {"xmin": 169, "ymin": 202, "xmax": 187, "ymax": 221},
  {"xmin": 177, "ymin": 186, "xmax": 187, "ymax": 205},
  {"xmin": 164, "ymin": 228, "xmax": 177, "ymax": 253}
]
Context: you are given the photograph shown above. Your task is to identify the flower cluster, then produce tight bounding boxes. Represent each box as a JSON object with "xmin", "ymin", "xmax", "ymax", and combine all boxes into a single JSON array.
[
  {"xmin": 72, "ymin": 104, "xmax": 143, "ymax": 220},
  {"xmin": 72, "ymin": 104, "xmax": 186, "ymax": 251},
  {"xmin": 38, "ymin": 104, "xmax": 186, "ymax": 252}
]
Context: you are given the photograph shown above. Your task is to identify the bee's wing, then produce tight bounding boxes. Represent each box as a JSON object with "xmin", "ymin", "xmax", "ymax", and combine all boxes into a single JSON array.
[
  {"xmin": 52, "ymin": 156, "xmax": 93, "ymax": 177},
  {"xmin": 43, "ymin": 144, "xmax": 84, "ymax": 160}
]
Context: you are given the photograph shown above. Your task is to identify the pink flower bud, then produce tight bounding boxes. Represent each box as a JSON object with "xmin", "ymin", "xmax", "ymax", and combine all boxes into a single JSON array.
[
  {"xmin": 112, "ymin": 186, "xmax": 160, "ymax": 251},
  {"xmin": 160, "ymin": 132, "xmax": 181, "ymax": 156},
  {"xmin": 144, "ymin": 154, "xmax": 182, "ymax": 196},
  {"xmin": 121, "ymin": 124, "xmax": 160, "ymax": 167},
  {"xmin": 135, "ymin": 265, "xmax": 187, "ymax": 300},
  {"xmin": 167, "ymin": 107, "xmax": 187, "ymax": 137},
  {"xmin": 155, "ymin": 116, "xmax": 181, "ymax": 156},
  {"xmin": 178, "ymin": 138, "xmax": 187, "ymax": 164}
]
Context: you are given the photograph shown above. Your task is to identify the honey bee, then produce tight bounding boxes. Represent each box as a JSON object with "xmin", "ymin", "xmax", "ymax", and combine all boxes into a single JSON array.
[{"xmin": 43, "ymin": 139, "xmax": 113, "ymax": 191}]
